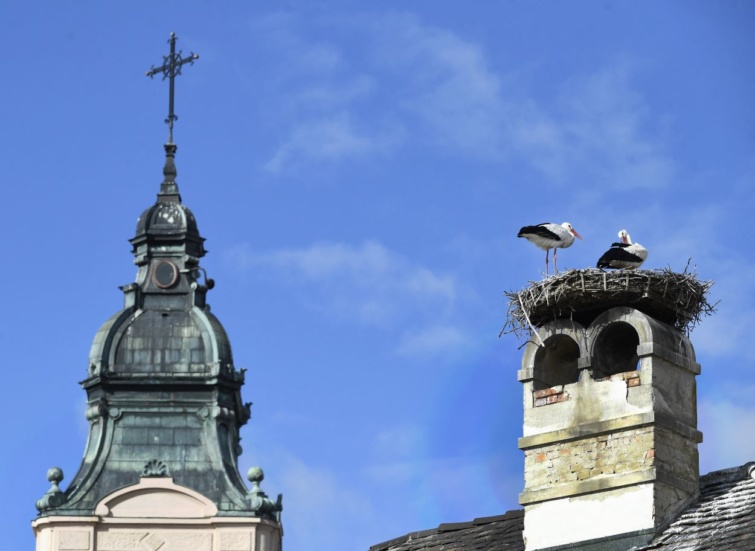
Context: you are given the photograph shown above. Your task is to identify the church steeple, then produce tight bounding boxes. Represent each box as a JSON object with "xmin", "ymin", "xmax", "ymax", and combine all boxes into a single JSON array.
[
  {"xmin": 33, "ymin": 34, "xmax": 283, "ymax": 551},
  {"xmin": 127, "ymin": 141, "xmax": 208, "ymax": 312}
]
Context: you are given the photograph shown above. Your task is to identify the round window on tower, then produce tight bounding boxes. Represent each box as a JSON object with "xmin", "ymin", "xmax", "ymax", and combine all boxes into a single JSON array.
[{"xmin": 153, "ymin": 260, "xmax": 179, "ymax": 289}]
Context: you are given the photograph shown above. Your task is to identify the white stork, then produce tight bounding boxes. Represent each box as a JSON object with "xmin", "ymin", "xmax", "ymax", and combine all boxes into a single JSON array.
[
  {"xmin": 517, "ymin": 222, "xmax": 583, "ymax": 275},
  {"xmin": 597, "ymin": 229, "xmax": 648, "ymax": 270}
]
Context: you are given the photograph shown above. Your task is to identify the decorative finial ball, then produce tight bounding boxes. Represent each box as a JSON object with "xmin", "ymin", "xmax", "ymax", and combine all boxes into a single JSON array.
[
  {"xmin": 47, "ymin": 467, "xmax": 64, "ymax": 483},
  {"xmin": 247, "ymin": 466, "xmax": 264, "ymax": 483}
]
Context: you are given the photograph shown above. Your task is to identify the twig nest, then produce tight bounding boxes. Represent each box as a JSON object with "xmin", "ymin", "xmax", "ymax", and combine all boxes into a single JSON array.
[{"xmin": 503, "ymin": 267, "xmax": 715, "ymax": 339}]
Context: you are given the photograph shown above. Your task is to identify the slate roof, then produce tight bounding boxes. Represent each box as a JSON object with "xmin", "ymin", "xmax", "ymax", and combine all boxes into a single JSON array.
[
  {"xmin": 635, "ymin": 462, "xmax": 755, "ymax": 551},
  {"xmin": 369, "ymin": 510, "xmax": 524, "ymax": 551},
  {"xmin": 369, "ymin": 463, "xmax": 755, "ymax": 551}
]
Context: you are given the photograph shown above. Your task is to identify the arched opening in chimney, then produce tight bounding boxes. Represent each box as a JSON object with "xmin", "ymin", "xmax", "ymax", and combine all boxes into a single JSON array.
[
  {"xmin": 533, "ymin": 335, "xmax": 580, "ymax": 391},
  {"xmin": 593, "ymin": 322, "xmax": 640, "ymax": 379}
]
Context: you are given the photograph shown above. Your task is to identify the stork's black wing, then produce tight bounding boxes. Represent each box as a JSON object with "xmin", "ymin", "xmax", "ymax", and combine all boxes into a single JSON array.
[
  {"xmin": 517, "ymin": 223, "xmax": 560, "ymax": 241},
  {"xmin": 597, "ymin": 246, "xmax": 644, "ymax": 269}
]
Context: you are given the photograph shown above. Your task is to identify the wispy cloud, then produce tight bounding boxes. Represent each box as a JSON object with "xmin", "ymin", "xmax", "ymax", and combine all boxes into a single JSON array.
[
  {"xmin": 370, "ymin": 13, "xmax": 509, "ymax": 159},
  {"xmin": 236, "ymin": 239, "xmax": 455, "ymax": 300},
  {"xmin": 553, "ymin": 66, "xmax": 675, "ymax": 189},
  {"xmin": 264, "ymin": 113, "xmax": 400, "ymax": 172},
  {"xmin": 251, "ymin": 11, "xmax": 674, "ymax": 193},
  {"xmin": 225, "ymin": 240, "xmax": 468, "ymax": 355},
  {"xmin": 374, "ymin": 14, "xmax": 675, "ymax": 192},
  {"xmin": 293, "ymin": 74, "xmax": 374, "ymax": 109},
  {"xmin": 395, "ymin": 325, "xmax": 470, "ymax": 359}
]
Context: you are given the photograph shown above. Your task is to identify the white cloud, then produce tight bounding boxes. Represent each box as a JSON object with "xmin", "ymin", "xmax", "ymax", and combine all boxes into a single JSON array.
[
  {"xmin": 370, "ymin": 15, "xmax": 674, "ymax": 191},
  {"xmin": 372, "ymin": 13, "xmax": 508, "ymax": 158},
  {"xmin": 247, "ymin": 14, "xmax": 392, "ymax": 172},
  {"xmin": 298, "ymin": 42, "xmax": 345, "ymax": 75},
  {"xmin": 264, "ymin": 113, "xmax": 400, "ymax": 172},
  {"xmin": 226, "ymin": 240, "xmax": 459, "ymax": 329},
  {"xmin": 395, "ymin": 325, "xmax": 470, "ymax": 359},
  {"xmin": 251, "ymin": 11, "xmax": 674, "ymax": 191},
  {"xmin": 554, "ymin": 66, "xmax": 675, "ymax": 189},
  {"xmin": 293, "ymin": 74, "xmax": 374, "ymax": 109}
]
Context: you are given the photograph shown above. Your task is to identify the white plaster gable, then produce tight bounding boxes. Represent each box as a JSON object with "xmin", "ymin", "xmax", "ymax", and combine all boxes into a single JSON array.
[{"xmin": 94, "ymin": 477, "xmax": 219, "ymax": 519}]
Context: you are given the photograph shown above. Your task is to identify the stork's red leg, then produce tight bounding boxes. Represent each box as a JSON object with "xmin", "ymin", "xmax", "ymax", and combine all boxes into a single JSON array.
[
  {"xmin": 554, "ymin": 248, "xmax": 558, "ymax": 273},
  {"xmin": 545, "ymin": 250, "xmax": 550, "ymax": 276}
]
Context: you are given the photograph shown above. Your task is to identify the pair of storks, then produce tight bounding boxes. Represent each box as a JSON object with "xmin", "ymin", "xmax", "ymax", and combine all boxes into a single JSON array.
[{"xmin": 517, "ymin": 222, "xmax": 648, "ymax": 275}]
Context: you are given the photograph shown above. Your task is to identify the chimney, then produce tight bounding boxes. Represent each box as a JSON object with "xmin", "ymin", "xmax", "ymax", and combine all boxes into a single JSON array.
[{"xmin": 507, "ymin": 269, "xmax": 711, "ymax": 550}]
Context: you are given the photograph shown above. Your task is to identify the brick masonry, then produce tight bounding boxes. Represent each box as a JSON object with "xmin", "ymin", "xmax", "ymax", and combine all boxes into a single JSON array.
[
  {"xmin": 524, "ymin": 426, "xmax": 655, "ymax": 489},
  {"xmin": 533, "ymin": 372, "xmax": 639, "ymax": 407},
  {"xmin": 533, "ymin": 386, "xmax": 570, "ymax": 407},
  {"xmin": 523, "ymin": 422, "xmax": 698, "ymax": 493}
]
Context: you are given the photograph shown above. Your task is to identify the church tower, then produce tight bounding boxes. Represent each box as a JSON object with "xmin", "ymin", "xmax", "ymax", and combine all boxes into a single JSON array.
[
  {"xmin": 32, "ymin": 34, "xmax": 282, "ymax": 551},
  {"xmin": 509, "ymin": 270, "xmax": 709, "ymax": 551}
]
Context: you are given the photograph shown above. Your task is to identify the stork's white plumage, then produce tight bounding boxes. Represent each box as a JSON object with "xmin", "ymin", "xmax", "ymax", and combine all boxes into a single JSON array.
[
  {"xmin": 517, "ymin": 222, "xmax": 583, "ymax": 275},
  {"xmin": 597, "ymin": 229, "xmax": 648, "ymax": 270}
]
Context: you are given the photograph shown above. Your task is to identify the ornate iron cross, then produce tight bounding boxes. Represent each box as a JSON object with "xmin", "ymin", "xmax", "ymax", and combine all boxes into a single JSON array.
[{"xmin": 146, "ymin": 32, "xmax": 199, "ymax": 142}]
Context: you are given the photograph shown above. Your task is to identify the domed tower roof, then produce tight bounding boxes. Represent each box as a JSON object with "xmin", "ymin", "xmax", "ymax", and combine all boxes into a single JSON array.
[
  {"xmin": 86, "ymin": 141, "xmax": 226, "ymax": 378},
  {"xmin": 134, "ymin": 199, "xmax": 200, "ymax": 241},
  {"xmin": 130, "ymin": 142, "xmax": 206, "ymax": 265},
  {"xmin": 36, "ymin": 141, "xmax": 279, "ymax": 522},
  {"xmin": 33, "ymin": 34, "xmax": 282, "ymax": 547},
  {"xmin": 89, "ymin": 306, "xmax": 233, "ymax": 377}
]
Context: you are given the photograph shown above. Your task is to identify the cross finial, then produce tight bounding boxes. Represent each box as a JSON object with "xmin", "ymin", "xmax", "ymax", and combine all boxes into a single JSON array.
[{"xmin": 146, "ymin": 32, "xmax": 199, "ymax": 143}]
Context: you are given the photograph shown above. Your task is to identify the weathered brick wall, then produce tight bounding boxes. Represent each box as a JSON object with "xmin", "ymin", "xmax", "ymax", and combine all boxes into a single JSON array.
[
  {"xmin": 532, "ymin": 372, "xmax": 640, "ymax": 407},
  {"xmin": 523, "ymin": 427, "xmax": 655, "ymax": 490}
]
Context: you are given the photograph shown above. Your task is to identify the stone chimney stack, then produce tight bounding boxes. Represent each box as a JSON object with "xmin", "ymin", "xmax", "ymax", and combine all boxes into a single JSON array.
[{"xmin": 509, "ymin": 270, "xmax": 708, "ymax": 551}]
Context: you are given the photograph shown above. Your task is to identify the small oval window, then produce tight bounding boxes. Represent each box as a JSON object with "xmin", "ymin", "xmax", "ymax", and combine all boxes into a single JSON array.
[{"xmin": 153, "ymin": 260, "xmax": 179, "ymax": 289}]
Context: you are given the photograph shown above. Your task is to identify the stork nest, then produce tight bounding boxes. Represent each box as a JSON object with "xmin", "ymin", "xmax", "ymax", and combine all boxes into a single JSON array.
[{"xmin": 502, "ymin": 265, "xmax": 716, "ymax": 339}]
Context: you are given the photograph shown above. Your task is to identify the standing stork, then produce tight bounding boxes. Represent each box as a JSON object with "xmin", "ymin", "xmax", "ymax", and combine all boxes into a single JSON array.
[
  {"xmin": 597, "ymin": 229, "xmax": 648, "ymax": 270},
  {"xmin": 517, "ymin": 222, "xmax": 583, "ymax": 275}
]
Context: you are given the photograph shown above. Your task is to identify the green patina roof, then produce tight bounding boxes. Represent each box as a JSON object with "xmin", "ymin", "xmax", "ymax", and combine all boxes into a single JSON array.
[{"xmin": 36, "ymin": 143, "xmax": 281, "ymax": 523}]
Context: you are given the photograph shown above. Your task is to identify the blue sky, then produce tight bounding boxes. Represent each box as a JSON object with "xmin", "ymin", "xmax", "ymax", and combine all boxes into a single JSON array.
[{"xmin": 1, "ymin": 1, "xmax": 754, "ymax": 550}]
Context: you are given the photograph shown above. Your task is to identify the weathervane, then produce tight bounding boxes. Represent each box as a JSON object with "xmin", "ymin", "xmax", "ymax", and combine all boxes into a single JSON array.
[{"xmin": 146, "ymin": 32, "xmax": 199, "ymax": 143}]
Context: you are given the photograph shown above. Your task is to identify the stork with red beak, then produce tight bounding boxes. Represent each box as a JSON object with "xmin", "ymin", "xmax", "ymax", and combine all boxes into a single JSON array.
[
  {"xmin": 517, "ymin": 222, "xmax": 583, "ymax": 275},
  {"xmin": 597, "ymin": 229, "xmax": 648, "ymax": 270}
]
